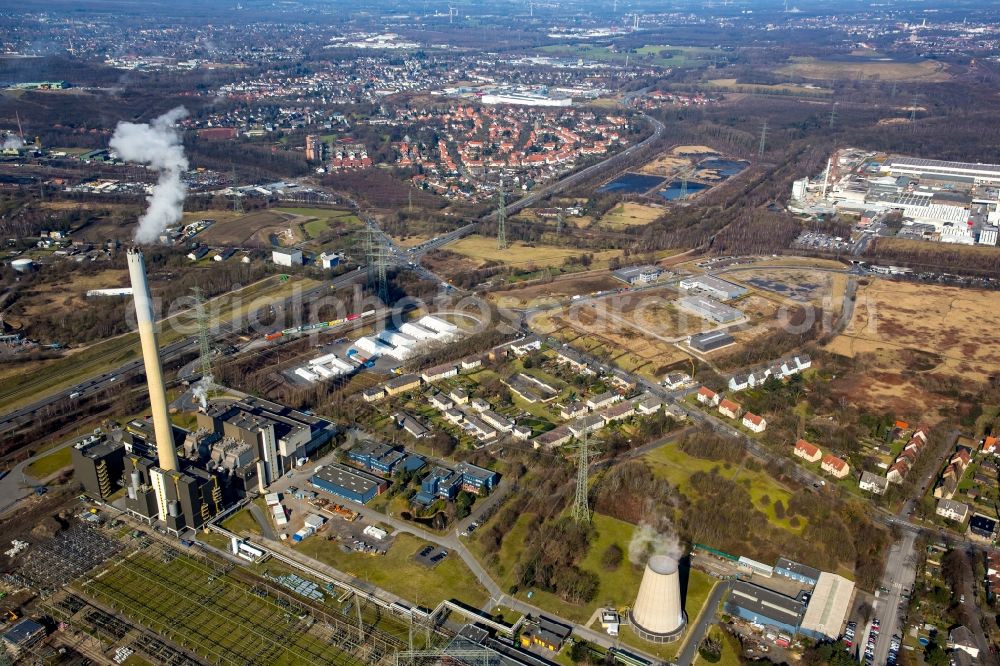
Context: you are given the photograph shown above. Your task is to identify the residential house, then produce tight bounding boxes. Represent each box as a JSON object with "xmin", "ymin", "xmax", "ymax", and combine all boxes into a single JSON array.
[
  {"xmin": 637, "ymin": 396, "xmax": 663, "ymax": 415},
  {"xmin": 470, "ymin": 398, "xmax": 490, "ymax": 412},
  {"xmin": 429, "ymin": 392, "xmax": 454, "ymax": 411},
  {"xmin": 560, "ymin": 402, "xmax": 589, "ymax": 420},
  {"xmin": 983, "ymin": 435, "xmax": 999, "ymax": 456},
  {"xmin": 821, "ymin": 454, "xmax": 849, "ymax": 478},
  {"xmin": 362, "ymin": 386, "xmax": 386, "ymax": 402},
  {"xmin": 421, "ymin": 363, "xmax": 458, "ymax": 383},
  {"xmin": 859, "ymin": 471, "xmax": 889, "ymax": 495},
  {"xmin": 947, "ymin": 626, "xmax": 980, "ymax": 660},
  {"xmin": 587, "ymin": 391, "xmax": 622, "ymax": 411},
  {"xmin": 696, "ymin": 386, "xmax": 720, "ymax": 406},
  {"xmin": 936, "ymin": 498, "xmax": 970, "ymax": 523},
  {"xmin": 460, "ymin": 357, "xmax": 483, "ymax": 371},
  {"xmin": 887, "ymin": 460, "xmax": 910, "ymax": 484},
  {"xmin": 601, "ymin": 401, "xmax": 635, "ymax": 424},
  {"xmin": 794, "ymin": 439, "xmax": 822, "ymax": 463},
  {"xmin": 743, "ymin": 412, "xmax": 766, "ymax": 433},
  {"xmin": 729, "ymin": 373, "xmax": 750, "ymax": 391},
  {"xmin": 718, "ymin": 398, "xmax": 742, "ymax": 419},
  {"xmin": 385, "ymin": 374, "xmax": 422, "ymax": 396},
  {"xmin": 449, "ymin": 388, "xmax": 469, "ymax": 405},
  {"xmin": 663, "ymin": 372, "xmax": 690, "ymax": 390}
]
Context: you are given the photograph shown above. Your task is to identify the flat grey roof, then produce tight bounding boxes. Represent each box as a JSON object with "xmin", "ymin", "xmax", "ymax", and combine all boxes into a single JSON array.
[{"xmin": 728, "ymin": 581, "xmax": 806, "ymax": 626}]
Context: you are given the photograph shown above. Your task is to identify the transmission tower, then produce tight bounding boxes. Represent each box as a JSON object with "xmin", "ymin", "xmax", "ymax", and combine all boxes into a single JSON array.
[
  {"xmin": 910, "ymin": 96, "xmax": 919, "ymax": 123},
  {"xmin": 231, "ymin": 165, "xmax": 243, "ymax": 214},
  {"xmin": 192, "ymin": 286, "xmax": 214, "ymax": 390},
  {"xmin": 364, "ymin": 220, "xmax": 377, "ymax": 292},
  {"xmin": 496, "ymin": 183, "xmax": 508, "ymax": 251},
  {"xmin": 376, "ymin": 237, "xmax": 389, "ymax": 304},
  {"xmin": 556, "ymin": 210, "xmax": 564, "ymax": 238},
  {"xmin": 572, "ymin": 427, "xmax": 592, "ymax": 524},
  {"xmin": 757, "ymin": 121, "xmax": 767, "ymax": 161},
  {"xmin": 828, "ymin": 101, "xmax": 838, "ymax": 129}
]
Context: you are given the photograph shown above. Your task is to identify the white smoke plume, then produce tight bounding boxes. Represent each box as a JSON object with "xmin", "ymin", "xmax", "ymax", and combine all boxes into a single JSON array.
[
  {"xmin": 192, "ymin": 375, "xmax": 213, "ymax": 411},
  {"xmin": 628, "ymin": 521, "xmax": 685, "ymax": 567},
  {"xmin": 2, "ymin": 135, "xmax": 24, "ymax": 150},
  {"xmin": 110, "ymin": 106, "xmax": 189, "ymax": 244}
]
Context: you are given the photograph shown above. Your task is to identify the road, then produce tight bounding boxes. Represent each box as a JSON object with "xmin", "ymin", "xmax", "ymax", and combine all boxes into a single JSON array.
[
  {"xmin": 676, "ymin": 581, "xmax": 733, "ymax": 666},
  {"xmin": 864, "ymin": 529, "xmax": 917, "ymax": 666}
]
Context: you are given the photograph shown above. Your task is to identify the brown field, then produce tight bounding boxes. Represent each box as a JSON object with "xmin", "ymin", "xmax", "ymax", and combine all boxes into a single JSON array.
[
  {"xmin": 599, "ymin": 202, "xmax": 665, "ymax": 229},
  {"xmin": 705, "ymin": 78, "xmax": 832, "ymax": 95},
  {"xmin": 489, "ymin": 273, "xmax": 623, "ymax": 309},
  {"xmin": 776, "ymin": 57, "xmax": 950, "ymax": 82},
  {"xmin": 197, "ymin": 210, "xmax": 305, "ymax": 247},
  {"xmin": 444, "ymin": 235, "xmax": 623, "ymax": 270},
  {"xmin": 17, "ymin": 269, "xmax": 130, "ymax": 320},
  {"xmin": 825, "ymin": 279, "xmax": 1000, "ymax": 417}
]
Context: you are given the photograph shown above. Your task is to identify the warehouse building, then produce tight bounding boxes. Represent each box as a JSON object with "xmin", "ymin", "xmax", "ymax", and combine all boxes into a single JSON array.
[
  {"xmin": 678, "ymin": 275, "xmax": 747, "ymax": 300},
  {"xmin": 688, "ymin": 330, "xmax": 735, "ymax": 352},
  {"xmin": 272, "ymin": 247, "xmax": 303, "ymax": 266},
  {"xmin": 2, "ymin": 619, "xmax": 46, "ymax": 658},
  {"xmin": 800, "ymin": 572, "xmax": 856, "ymax": 640},
  {"xmin": 612, "ymin": 264, "xmax": 663, "ymax": 285},
  {"xmin": 310, "ymin": 463, "xmax": 388, "ymax": 504},
  {"xmin": 725, "ymin": 581, "xmax": 806, "ymax": 636},
  {"xmin": 678, "ymin": 296, "xmax": 743, "ymax": 323}
]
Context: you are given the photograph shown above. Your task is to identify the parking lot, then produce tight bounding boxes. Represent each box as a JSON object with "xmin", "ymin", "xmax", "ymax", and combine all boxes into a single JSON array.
[{"xmin": 413, "ymin": 544, "xmax": 449, "ymax": 568}]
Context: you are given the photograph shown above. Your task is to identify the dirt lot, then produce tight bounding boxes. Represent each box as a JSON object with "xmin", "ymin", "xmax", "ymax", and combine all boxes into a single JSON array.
[
  {"xmin": 198, "ymin": 209, "xmax": 306, "ymax": 247},
  {"xmin": 825, "ymin": 279, "xmax": 1000, "ymax": 417},
  {"xmin": 489, "ymin": 273, "xmax": 623, "ymax": 309},
  {"xmin": 17, "ymin": 269, "xmax": 130, "ymax": 321},
  {"xmin": 727, "ymin": 267, "xmax": 849, "ymax": 306},
  {"xmin": 442, "ymin": 235, "xmax": 623, "ymax": 270}
]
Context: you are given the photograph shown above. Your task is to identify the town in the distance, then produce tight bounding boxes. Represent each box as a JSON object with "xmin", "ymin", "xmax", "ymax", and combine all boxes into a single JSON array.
[{"xmin": 1, "ymin": 0, "xmax": 1000, "ymax": 665}]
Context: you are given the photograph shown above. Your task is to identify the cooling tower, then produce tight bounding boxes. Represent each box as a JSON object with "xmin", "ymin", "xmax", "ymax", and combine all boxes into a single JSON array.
[
  {"xmin": 630, "ymin": 555, "xmax": 687, "ymax": 643},
  {"xmin": 127, "ymin": 249, "xmax": 179, "ymax": 472}
]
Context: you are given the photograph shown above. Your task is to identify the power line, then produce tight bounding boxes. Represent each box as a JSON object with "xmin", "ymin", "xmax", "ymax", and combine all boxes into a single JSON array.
[
  {"xmin": 192, "ymin": 287, "xmax": 214, "ymax": 391},
  {"xmin": 757, "ymin": 120, "xmax": 767, "ymax": 161},
  {"xmin": 828, "ymin": 101, "xmax": 838, "ymax": 129},
  {"xmin": 496, "ymin": 184, "xmax": 508, "ymax": 251},
  {"xmin": 231, "ymin": 164, "xmax": 243, "ymax": 214}
]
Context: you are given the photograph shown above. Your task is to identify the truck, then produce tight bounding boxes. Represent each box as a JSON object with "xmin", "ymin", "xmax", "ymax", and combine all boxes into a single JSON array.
[{"xmin": 69, "ymin": 391, "xmax": 81, "ymax": 400}]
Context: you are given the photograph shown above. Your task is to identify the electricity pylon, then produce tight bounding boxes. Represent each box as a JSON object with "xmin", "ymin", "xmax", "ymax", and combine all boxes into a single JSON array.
[
  {"xmin": 231, "ymin": 164, "xmax": 243, "ymax": 214},
  {"xmin": 572, "ymin": 427, "xmax": 595, "ymax": 524},
  {"xmin": 496, "ymin": 184, "xmax": 508, "ymax": 251},
  {"xmin": 757, "ymin": 121, "xmax": 767, "ymax": 161}
]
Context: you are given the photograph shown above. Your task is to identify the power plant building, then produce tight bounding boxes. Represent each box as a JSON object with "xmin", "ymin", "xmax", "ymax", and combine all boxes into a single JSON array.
[
  {"xmin": 72, "ymin": 430, "xmax": 127, "ymax": 500},
  {"xmin": 630, "ymin": 555, "xmax": 687, "ymax": 642},
  {"xmin": 195, "ymin": 396, "xmax": 335, "ymax": 489}
]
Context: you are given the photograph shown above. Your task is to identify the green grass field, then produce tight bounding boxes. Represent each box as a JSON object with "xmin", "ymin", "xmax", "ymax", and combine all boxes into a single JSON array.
[
  {"xmin": 221, "ymin": 504, "xmax": 264, "ymax": 536},
  {"xmin": 644, "ymin": 445, "xmax": 804, "ymax": 533},
  {"xmin": 538, "ymin": 43, "xmax": 723, "ymax": 69},
  {"xmin": 79, "ymin": 547, "xmax": 360, "ymax": 665},
  {"xmin": 294, "ymin": 533, "xmax": 488, "ymax": 609},
  {"xmin": 25, "ymin": 446, "xmax": 72, "ymax": 479}
]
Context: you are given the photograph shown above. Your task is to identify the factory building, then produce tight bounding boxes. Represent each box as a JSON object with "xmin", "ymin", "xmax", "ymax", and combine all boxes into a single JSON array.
[
  {"xmin": 272, "ymin": 248, "xmax": 303, "ymax": 266},
  {"xmin": 195, "ymin": 396, "xmax": 335, "ymax": 489},
  {"xmin": 310, "ymin": 463, "xmax": 388, "ymax": 504},
  {"xmin": 725, "ymin": 581, "xmax": 806, "ymax": 637},
  {"xmin": 883, "ymin": 157, "xmax": 1000, "ymax": 186},
  {"xmin": 678, "ymin": 296, "xmax": 743, "ymax": 324},
  {"xmin": 678, "ymin": 275, "xmax": 747, "ymax": 301},
  {"xmin": 414, "ymin": 462, "xmax": 500, "ymax": 504},
  {"xmin": 688, "ymin": 330, "xmax": 735, "ymax": 352}
]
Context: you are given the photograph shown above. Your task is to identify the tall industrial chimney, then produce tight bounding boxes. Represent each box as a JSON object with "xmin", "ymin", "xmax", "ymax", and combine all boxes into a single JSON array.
[
  {"xmin": 630, "ymin": 555, "xmax": 686, "ymax": 642},
  {"xmin": 127, "ymin": 249, "xmax": 179, "ymax": 472}
]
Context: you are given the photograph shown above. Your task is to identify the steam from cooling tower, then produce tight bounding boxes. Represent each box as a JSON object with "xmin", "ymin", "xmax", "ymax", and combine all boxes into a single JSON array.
[
  {"xmin": 2, "ymin": 135, "xmax": 24, "ymax": 150},
  {"xmin": 192, "ymin": 376, "xmax": 211, "ymax": 411},
  {"xmin": 629, "ymin": 522, "xmax": 684, "ymax": 566},
  {"xmin": 110, "ymin": 106, "xmax": 189, "ymax": 244}
]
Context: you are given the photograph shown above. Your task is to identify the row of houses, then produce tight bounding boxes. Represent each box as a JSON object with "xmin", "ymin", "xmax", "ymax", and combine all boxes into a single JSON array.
[
  {"xmin": 695, "ymin": 387, "xmax": 767, "ymax": 433},
  {"xmin": 362, "ymin": 356, "xmax": 484, "ymax": 403},
  {"xmin": 727, "ymin": 355, "xmax": 812, "ymax": 392},
  {"xmin": 427, "ymin": 385, "xmax": 531, "ymax": 444},
  {"xmin": 534, "ymin": 392, "xmax": 683, "ymax": 449},
  {"xmin": 792, "ymin": 439, "xmax": 850, "ymax": 479}
]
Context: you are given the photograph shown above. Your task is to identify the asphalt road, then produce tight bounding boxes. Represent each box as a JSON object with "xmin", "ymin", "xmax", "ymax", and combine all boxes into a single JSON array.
[
  {"xmin": 865, "ymin": 529, "xmax": 917, "ymax": 666},
  {"xmin": 676, "ymin": 581, "xmax": 733, "ymax": 666}
]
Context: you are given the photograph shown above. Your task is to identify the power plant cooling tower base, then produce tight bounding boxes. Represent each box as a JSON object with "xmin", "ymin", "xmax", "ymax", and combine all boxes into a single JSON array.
[{"xmin": 629, "ymin": 554, "xmax": 688, "ymax": 643}]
